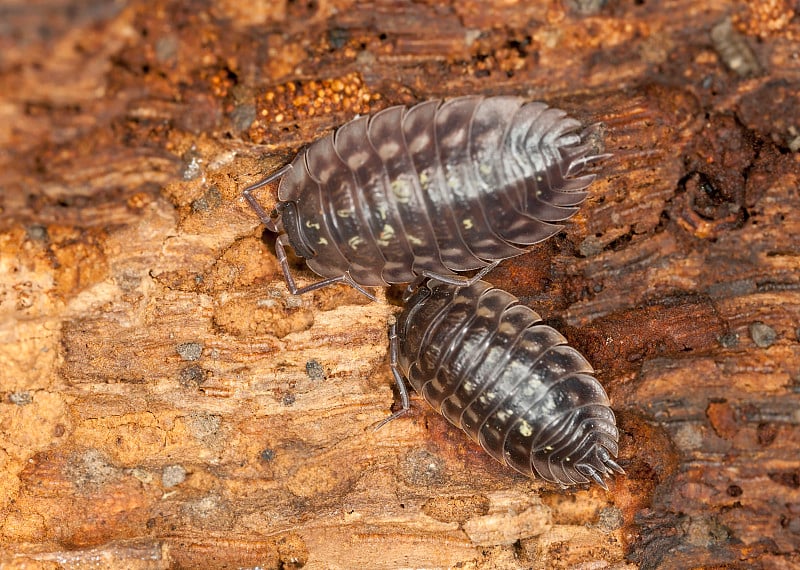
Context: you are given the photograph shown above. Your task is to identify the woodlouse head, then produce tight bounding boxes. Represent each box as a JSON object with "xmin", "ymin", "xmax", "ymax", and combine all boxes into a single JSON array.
[{"xmin": 277, "ymin": 202, "xmax": 316, "ymax": 259}]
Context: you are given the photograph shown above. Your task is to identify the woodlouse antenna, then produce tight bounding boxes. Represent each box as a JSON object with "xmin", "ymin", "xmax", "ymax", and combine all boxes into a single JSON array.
[{"xmin": 242, "ymin": 164, "xmax": 292, "ymax": 232}]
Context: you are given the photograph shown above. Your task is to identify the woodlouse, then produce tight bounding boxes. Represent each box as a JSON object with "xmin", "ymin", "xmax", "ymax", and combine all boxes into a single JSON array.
[
  {"xmin": 244, "ymin": 95, "xmax": 606, "ymax": 300},
  {"xmin": 387, "ymin": 279, "xmax": 622, "ymax": 488}
]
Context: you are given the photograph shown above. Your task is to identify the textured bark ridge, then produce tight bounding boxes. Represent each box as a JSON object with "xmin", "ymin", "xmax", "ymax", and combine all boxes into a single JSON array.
[{"xmin": 1, "ymin": 1, "xmax": 798, "ymax": 568}]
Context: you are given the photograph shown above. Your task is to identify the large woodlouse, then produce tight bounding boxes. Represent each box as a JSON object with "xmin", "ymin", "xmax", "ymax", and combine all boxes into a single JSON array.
[
  {"xmin": 387, "ymin": 279, "xmax": 622, "ymax": 488},
  {"xmin": 244, "ymin": 95, "xmax": 606, "ymax": 300}
]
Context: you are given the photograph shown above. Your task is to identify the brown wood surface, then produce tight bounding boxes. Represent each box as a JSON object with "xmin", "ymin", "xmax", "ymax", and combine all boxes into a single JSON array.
[{"xmin": 1, "ymin": 1, "xmax": 799, "ymax": 568}]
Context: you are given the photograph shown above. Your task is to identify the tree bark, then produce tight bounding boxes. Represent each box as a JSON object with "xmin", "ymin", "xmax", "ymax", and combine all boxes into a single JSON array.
[{"xmin": 1, "ymin": 1, "xmax": 798, "ymax": 568}]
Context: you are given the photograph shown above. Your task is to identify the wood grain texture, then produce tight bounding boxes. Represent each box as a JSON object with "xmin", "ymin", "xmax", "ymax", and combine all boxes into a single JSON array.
[{"xmin": 1, "ymin": 0, "xmax": 799, "ymax": 568}]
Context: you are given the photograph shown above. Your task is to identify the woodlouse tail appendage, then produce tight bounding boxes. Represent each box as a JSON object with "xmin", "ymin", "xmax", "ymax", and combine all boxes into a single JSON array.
[
  {"xmin": 512, "ymin": 115, "xmax": 609, "ymax": 218},
  {"xmin": 566, "ymin": 124, "xmax": 612, "ymax": 178},
  {"xmin": 388, "ymin": 279, "xmax": 623, "ymax": 489},
  {"xmin": 242, "ymin": 164, "xmax": 292, "ymax": 233}
]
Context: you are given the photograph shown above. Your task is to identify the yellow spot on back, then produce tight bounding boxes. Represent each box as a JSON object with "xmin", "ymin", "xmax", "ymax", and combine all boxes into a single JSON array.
[
  {"xmin": 379, "ymin": 224, "xmax": 395, "ymax": 240},
  {"xmin": 477, "ymin": 306, "xmax": 494, "ymax": 318},
  {"xmin": 498, "ymin": 322, "xmax": 516, "ymax": 335},
  {"xmin": 391, "ymin": 179, "xmax": 412, "ymax": 203},
  {"xmin": 377, "ymin": 224, "xmax": 395, "ymax": 246}
]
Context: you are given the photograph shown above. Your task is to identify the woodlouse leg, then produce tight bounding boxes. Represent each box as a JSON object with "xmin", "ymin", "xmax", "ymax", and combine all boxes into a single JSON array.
[
  {"xmin": 274, "ymin": 234, "xmax": 378, "ymax": 301},
  {"xmin": 372, "ymin": 319, "xmax": 412, "ymax": 431},
  {"xmin": 401, "ymin": 275, "xmax": 427, "ymax": 303},
  {"xmin": 242, "ymin": 164, "xmax": 292, "ymax": 231},
  {"xmin": 420, "ymin": 260, "xmax": 500, "ymax": 288}
]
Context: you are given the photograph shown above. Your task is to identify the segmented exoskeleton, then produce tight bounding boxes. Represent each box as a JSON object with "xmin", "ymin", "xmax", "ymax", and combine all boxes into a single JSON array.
[
  {"xmin": 244, "ymin": 96, "xmax": 606, "ymax": 300},
  {"xmin": 387, "ymin": 279, "xmax": 622, "ymax": 488}
]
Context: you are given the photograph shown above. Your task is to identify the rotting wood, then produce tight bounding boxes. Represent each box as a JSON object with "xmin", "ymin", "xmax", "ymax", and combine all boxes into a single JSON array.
[{"xmin": 1, "ymin": 1, "xmax": 799, "ymax": 568}]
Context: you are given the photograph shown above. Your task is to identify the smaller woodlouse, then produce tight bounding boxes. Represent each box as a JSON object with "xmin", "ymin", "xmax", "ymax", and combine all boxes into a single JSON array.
[
  {"xmin": 385, "ymin": 279, "xmax": 622, "ymax": 489},
  {"xmin": 244, "ymin": 96, "xmax": 608, "ymax": 300}
]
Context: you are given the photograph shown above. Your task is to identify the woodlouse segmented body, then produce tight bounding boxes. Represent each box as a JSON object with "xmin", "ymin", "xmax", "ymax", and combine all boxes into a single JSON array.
[
  {"xmin": 244, "ymin": 95, "xmax": 606, "ymax": 299},
  {"xmin": 389, "ymin": 279, "xmax": 622, "ymax": 488}
]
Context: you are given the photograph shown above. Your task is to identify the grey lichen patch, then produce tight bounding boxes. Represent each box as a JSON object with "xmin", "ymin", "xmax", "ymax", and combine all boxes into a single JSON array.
[
  {"xmin": 181, "ymin": 148, "xmax": 204, "ymax": 181},
  {"xmin": 186, "ymin": 412, "xmax": 222, "ymax": 440},
  {"xmin": 127, "ymin": 467, "xmax": 154, "ymax": 485},
  {"xmin": 682, "ymin": 515, "xmax": 731, "ymax": 547},
  {"xmin": 401, "ymin": 449, "xmax": 446, "ymax": 487},
  {"xmin": 578, "ymin": 234, "xmax": 606, "ymax": 257},
  {"xmin": 26, "ymin": 225, "xmax": 48, "ymax": 241},
  {"xmin": 673, "ymin": 423, "xmax": 704, "ymax": 451},
  {"xmin": 154, "ymin": 34, "xmax": 179, "ymax": 63},
  {"xmin": 566, "ymin": 0, "xmax": 608, "ymax": 16},
  {"xmin": 230, "ymin": 101, "xmax": 256, "ymax": 133},
  {"xmin": 162, "ymin": 464, "xmax": 187, "ymax": 488},
  {"xmin": 595, "ymin": 506, "xmax": 625, "ymax": 532},
  {"xmin": 182, "ymin": 494, "xmax": 235, "ymax": 528},
  {"xmin": 115, "ymin": 268, "xmax": 143, "ymax": 292},
  {"xmin": 191, "ymin": 186, "xmax": 222, "ymax": 212},
  {"xmin": 179, "ymin": 365, "xmax": 208, "ymax": 387},
  {"xmin": 305, "ymin": 359, "xmax": 326, "ymax": 381},
  {"xmin": 65, "ymin": 449, "xmax": 120, "ymax": 490},
  {"xmin": 749, "ymin": 321, "xmax": 777, "ymax": 348},
  {"xmin": 717, "ymin": 332, "xmax": 739, "ymax": 348},
  {"xmin": 9, "ymin": 391, "xmax": 32, "ymax": 405},
  {"xmin": 710, "ymin": 18, "xmax": 761, "ymax": 77},
  {"xmin": 284, "ymin": 295, "xmax": 304, "ymax": 309},
  {"xmin": 176, "ymin": 342, "xmax": 203, "ymax": 361}
]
